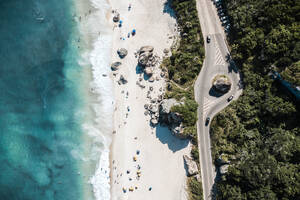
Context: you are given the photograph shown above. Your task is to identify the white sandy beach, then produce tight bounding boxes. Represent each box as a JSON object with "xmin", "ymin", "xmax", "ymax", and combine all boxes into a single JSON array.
[{"xmin": 108, "ymin": 0, "xmax": 191, "ymax": 200}]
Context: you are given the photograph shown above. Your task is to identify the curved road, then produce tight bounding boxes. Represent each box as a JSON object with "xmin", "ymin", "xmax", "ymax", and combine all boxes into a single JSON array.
[{"xmin": 194, "ymin": 0, "xmax": 243, "ymax": 199}]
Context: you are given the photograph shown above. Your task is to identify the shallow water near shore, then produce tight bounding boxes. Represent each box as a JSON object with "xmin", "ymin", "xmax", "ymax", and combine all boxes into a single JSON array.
[{"xmin": 0, "ymin": 0, "xmax": 112, "ymax": 199}]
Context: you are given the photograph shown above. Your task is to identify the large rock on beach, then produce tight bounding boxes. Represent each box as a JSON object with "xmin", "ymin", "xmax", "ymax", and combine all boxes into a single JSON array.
[
  {"xmin": 144, "ymin": 67, "xmax": 153, "ymax": 76},
  {"xmin": 139, "ymin": 46, "xmax": 154, "ymax": 54},
  {"xmin": 213, "ymin": 75, "xmax": 231, "ymax": 93},
  {"xmin": 171, "ymin": 123, "xmax": 186, "ymax": 139},
  {"xmin": 111, "ymin": 62, "xmax": 122, "ymax": 71},
  {"xmin": 117, "ymin": 48, "xmax": 128, "ymax": 59},
  {"xmin": 160, "ymin": 98, "xmax": 179, "ymax": 114},
  {"xmin": 113, "ymin": 13, "xmax": 120, "ymax": 22},
  {"xmin": 159, "ymin": 98, "xmax": 188, "ymax": 138},
  {"xmin": 150, "ymin": 118, "xmax": 159, "ymax": 126},
  {"xmin": 183, "ymin": 155, "xmax": 198, "ymax": 176},
  {"xmin": 138, "ymin": 46, "xmax": 154, "ymax": 67}
]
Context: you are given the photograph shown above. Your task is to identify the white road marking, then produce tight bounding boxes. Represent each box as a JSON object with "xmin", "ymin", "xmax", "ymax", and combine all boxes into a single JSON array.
[
  {"xmin": 202, "ymin": 97, "xmax": 218, "ymax": 117},
  {"xmin": 215, "ymin": 43, "xmax": 225, "ymax": 66}
]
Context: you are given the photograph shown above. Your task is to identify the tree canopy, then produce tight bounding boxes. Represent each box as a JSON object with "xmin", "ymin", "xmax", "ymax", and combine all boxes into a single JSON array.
[{"xmin": 211, "ymin": 0, "xmax": 300, "ymax": 199}]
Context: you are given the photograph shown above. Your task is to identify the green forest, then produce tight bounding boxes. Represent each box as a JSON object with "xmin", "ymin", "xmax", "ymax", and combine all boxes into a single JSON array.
[{"xmin": 211, "ymin": 0, "xmax": 300, "ymax": 199}]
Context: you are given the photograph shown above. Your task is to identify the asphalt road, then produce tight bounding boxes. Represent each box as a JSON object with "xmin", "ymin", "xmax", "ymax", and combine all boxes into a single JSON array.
[{"xmin": 194, "ymin": 0, "xmax": 243, "ymax": 199}]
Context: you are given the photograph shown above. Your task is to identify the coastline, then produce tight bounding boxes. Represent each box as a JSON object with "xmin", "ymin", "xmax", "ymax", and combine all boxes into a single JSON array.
[
  {"xmin": 72, "ymin": 0, "xmax": 193, "ymax": 199},
  {"xmin": 73, "ymin": 0, "xmax": 114, "ymax": 199},
  {"xmin": 108, "ymin": 0, "xmax": 191, "ymax": 200}
]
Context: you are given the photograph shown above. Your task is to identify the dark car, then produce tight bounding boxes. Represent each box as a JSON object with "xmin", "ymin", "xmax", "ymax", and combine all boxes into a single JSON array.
[
  {"xmin": 227, "ymin": 95, "xmax": 234, "ymax": 102},
  {"xmin": 214, "ymin": 0, "xmax": 221, "ymax": 4},
  {"xmin": 220, "ymin": 16, "xmax": 228, "ymax": 21},
  {"xmin": 217, "ymin": 6, "xmax": 223, "ymax": 11},
  {"xmin": 222, "ymin": 20, "xmax": 229, "ymax": 26},
  {"xmin": 205, "ymin": 117, "xmax": 210, "ymax": 126},
  {"xmin": 207, "ymin": 36, "xmax": 211, "ymax": 43},
  {"xmin": 216, "ymin": 2, "xmax": 222, "ymax": 7},
  {"xmin": 218, "ymin": 12, "xmax": 225, "ymax": 17}
]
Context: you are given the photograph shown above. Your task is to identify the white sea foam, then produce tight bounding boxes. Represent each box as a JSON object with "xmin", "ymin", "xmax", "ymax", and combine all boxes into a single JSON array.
[{"xmin": 76, "ymin": 0, "xmax": 113, "ymax": 199}]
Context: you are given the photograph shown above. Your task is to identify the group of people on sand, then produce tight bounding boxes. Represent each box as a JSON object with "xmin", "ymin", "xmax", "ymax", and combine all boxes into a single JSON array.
[{"xmin": 111, "ymin": 2, "xmax": 154, "ymax": 195}]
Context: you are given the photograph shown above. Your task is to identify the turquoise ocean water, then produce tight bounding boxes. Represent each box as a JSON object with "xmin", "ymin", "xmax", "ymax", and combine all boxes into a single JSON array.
[{"xmin": 0, "ymin": 0, "xmax": 97, "ymax": 199}]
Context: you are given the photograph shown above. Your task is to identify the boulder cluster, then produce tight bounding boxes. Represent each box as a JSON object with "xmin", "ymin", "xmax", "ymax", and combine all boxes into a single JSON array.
[
  {"xmin": 216, "ymin": 154, "xmax": 231, "ymax": 175},
  {"xmin": 183, "ymin": 155, "xmax": 199, "ymax": 176},
  {"xmin": 111, "ymin": 61, "xmax": 122, "ymax": 71},
  {"xmin": 143, "ymin": 96, "xmax": 188, "ymax": 139},
  {"xmin": 112, "ymin": 11, "xmax": 120, "ymax": 22},
  {"xmin": 159, "ymin": 98, "xmax": 188, "ymax": 139},
  {"xmin": 212, "ymin": 75, "xmax": 231, "ymax": 94},
  {"xmin": 137, "ymin": 46, "xmax": 161, "ymax": 82},
  {"xmin": 117, "ymin": 48, "xmax": 128, "ymax": 59},
  {"xmin": 143, "ymin": 87, "xmax": 164, "ymax": 126}
]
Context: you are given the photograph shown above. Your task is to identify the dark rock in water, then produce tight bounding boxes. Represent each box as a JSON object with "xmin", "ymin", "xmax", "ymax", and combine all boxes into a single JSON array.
[
  {"xmin": 111, "ymin": 62, "xmax": 122, "ymax": 71},
  {"xmin": 213, "ymin": 75, "xmax": 231, "ymax": 93},
  {"xmin": 117, "ymin": 48, "xmax": 128, "ymax": 59}
]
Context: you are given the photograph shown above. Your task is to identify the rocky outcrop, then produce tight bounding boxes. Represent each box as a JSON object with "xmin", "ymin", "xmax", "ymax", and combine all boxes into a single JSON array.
[
  {"xmin": 216, "ymin": 154, "xmax": 230, "ymax": 166},
  {"xmin": 160, "ymin": 98, "xmax": 178, "ymax": 114},
  {"xmin": 144, "ymin": 67, "xmax": 154, "ymax": 76},
  {"xmin": 111, "ymin": 62, "xmax": 122, "ymax": 71},
  {"xmin": 216, "ymin": 154, "xmax": 230, "ymax": 175},
  {"xmin": 159, "ymin": 98, "xmax": 188, "ymax": 138},
  {"xmin": 117, "ymin": 48, "xmax": 128, "ymax": 59},
  {"xmin": 137, "ymin": 46, "xmax": 160, "ymax": 82},
  {"xmin": 219, "ymin": 164, "xmax": 229, "ymax": 175},
  {"xmin": 213, "ymin": 75, "xmax": 231, "ymax": 93},
  {"xmin": 138, "ymin": 46, "xmax": 154, "ymax": 66},
  {"xmin": 183, "ymin": 155, "xmax": 198, "ymax": 176}
]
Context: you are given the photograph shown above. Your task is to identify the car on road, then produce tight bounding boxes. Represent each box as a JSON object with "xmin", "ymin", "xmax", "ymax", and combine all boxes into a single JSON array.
[
  {"xmin": 218, "ymin": 11, "xmax": 225, "ymax": 17},
  {"xmin": 224, "ymin": 24, "xmax": 230, "ymax": 33},
  {"xmin": 206, "ymin": 36, "xmax": 211, "ymax": 43},
  {"xmin": 205, "ymin": 117, "xmax": 210, "ymax": 126},
  {"xmin": 214, "ymin": 0, "xmax": 222, "ymax": 4},
  {"xmin": 222, "ymin": 20, "xmax": 229, "ymax": 26},
  {"xmin": 227, "ymin": 95, "xmax": 234, "ymax": 102},
  {"xmin": 220, "ymin": 16, "xmax": 228, "ymax": 21}
]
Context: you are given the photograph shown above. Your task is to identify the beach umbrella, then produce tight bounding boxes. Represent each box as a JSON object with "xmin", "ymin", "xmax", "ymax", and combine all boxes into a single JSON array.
[{"xmin": 132, "ymin": 29, "xmax": 136, "ymax": 35}]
